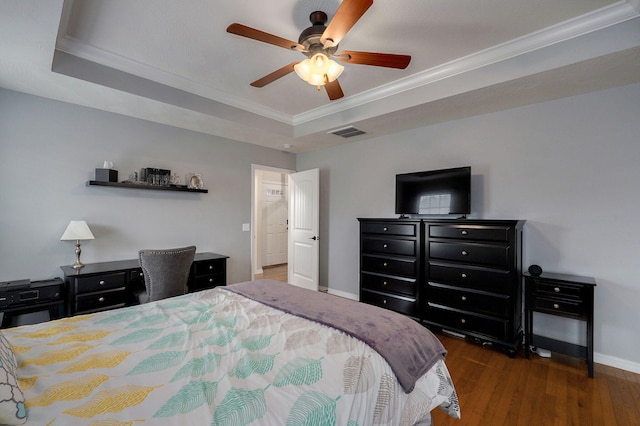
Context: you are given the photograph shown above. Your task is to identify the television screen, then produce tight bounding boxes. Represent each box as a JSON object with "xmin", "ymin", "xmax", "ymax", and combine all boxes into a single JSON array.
[{"xmin": 395, "ymin": 166, "xmax": 471, "ymax": 216}]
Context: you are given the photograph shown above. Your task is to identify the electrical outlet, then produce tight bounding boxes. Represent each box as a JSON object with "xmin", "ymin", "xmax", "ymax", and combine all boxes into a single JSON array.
[{"xmin": 242, "ymin": 223, "xmax": 250, "ymax": 232}]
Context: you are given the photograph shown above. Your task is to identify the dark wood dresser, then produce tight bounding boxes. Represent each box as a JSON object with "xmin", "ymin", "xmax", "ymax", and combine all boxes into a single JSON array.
[
  {"xmin": 61, "ymin": 252, "xmax": 228, "ymax": 316},
  {"xmin": 359, "ymin": 218, "xmax": 525, "ymax": 356}
]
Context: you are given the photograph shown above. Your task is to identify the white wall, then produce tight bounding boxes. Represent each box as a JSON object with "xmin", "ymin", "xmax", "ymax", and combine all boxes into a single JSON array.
[
  {"xmin": 296, "ymin": 83, "xmax": 640, "ymax": 372},
  {"xmin": 0, "ymin": 89, "xmax": 295, "ymax": 285}
]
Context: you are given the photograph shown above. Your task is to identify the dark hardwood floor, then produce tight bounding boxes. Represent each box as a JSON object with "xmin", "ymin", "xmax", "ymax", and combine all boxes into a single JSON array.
[{"xmin": 431, "ymin": 333, "xmax": 640, "ymax": 425}]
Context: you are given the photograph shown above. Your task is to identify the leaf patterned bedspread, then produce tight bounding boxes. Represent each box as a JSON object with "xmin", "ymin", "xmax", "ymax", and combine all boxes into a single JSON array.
[{"xmin": 4, "ymin": 286, "xmax": 460, "ymax": 425}]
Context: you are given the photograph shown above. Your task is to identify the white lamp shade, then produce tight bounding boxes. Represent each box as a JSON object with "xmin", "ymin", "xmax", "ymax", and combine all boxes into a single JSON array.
[
  {"xmin": 60, "ymin": 220, "xmax": 95, "ymax": 241},
  {"xmin": 294, "ymin": 53, "xmax": 344, "ymax": 86}
]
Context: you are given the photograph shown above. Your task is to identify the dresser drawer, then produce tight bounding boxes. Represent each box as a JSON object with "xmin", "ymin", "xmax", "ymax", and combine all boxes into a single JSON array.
[
  {"xmin": 361, "ymin": 222, "xmax": 418, "ymax": 237},
  {"xmin": 532, "ymin": 296, "xmax": 585, "ymax": 319},
  {"xmin": 534, "ymin": 280, "xmax": 584, "ymax": 300},
  {"xmin": 429, "ymin": 225, "xmax": 511, "ymax": 242},
  {"xmin": 361, "ymin": 273, "xmax": 416, "ymax": 297},
  {"xmin": 362, "ymin": 255, "xmax": 416, "ymax": 277},
  {"xmin": 128, "ymin": 268, "xmax": 144, "ymax": 283},
  {"xmin": 426, "ymin": 303, "xmax": 509, "ymax": 340},
  {"xmin": 429, "ymin": 241, "xmax": 510, "ymax": 267},
  {"xmin": 74, "ymin": 272, "xmax": 126, "ymax": 294},
  {"xmin": 361, "ymin": 290, "xmax": 416, "ymax": 316},
  {"xmin": 427, "ymin": 283, "xmax": 510, "ymax": 318},
  {"xmin": 428, "ymin": 262, "xmax": 511, "ymax": 295},
  {"xmin": 194, "ymin": 259, "xmax": 225, "ymax": 276},
  {"xmin": 192, "ymin": 274, "xmax": 225, "ymax": 291},
  {"xmin": 75, "ymin": 287, "xmax": 128, "ymax": 314},
  {"xmin": 362, "ymin": 237, "xmax": 416, "ymax": 256}
]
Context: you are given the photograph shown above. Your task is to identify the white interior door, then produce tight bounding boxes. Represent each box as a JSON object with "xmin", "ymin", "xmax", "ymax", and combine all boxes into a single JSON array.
[
  {"xmin": 288, "ymin": 168, "xmax": 319, "ymax": 291},
  {"xmin": 262, "ymin": 181, "xmax": 288, "ymax": 266}
]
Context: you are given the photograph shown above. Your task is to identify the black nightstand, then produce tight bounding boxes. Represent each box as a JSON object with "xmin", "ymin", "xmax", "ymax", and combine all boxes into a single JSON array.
[{"xmin": 524, "ymin": 272, "xmax": 596, "ymax": 377}]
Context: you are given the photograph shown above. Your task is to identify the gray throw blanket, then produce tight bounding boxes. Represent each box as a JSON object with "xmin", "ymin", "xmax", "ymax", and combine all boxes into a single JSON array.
[{"xmin": 225, "ymin": 279, "xmax": 447, "ymax": 393}]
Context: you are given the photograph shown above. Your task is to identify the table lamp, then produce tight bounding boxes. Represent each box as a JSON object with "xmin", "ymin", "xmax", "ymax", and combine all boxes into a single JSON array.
[{"xmin": 60, "ymin": 220, "xmax": 95, "ymax": 269}]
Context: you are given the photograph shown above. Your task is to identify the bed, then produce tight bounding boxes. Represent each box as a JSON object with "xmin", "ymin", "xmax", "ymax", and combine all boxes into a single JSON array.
[{"xmin": 1, "ymin": 279, "xmax": 460, "ymax": 425}]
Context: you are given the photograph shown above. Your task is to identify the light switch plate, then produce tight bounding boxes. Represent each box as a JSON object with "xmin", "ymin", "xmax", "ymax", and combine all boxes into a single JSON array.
[{"xmin": 242, "ymin": 223, "xmax": 250, "ymax": 232}]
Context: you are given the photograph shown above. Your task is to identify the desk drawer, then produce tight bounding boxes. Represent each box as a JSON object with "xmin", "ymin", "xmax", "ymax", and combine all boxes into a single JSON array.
[
  {"xmin": 75, "ymin": 288, "xmax": 128, "ymax": 314},
  {"xmin": 74, "ymin": 272, "xmax": 126, "ymax": 294},
  {"xmin": 194, "ymin": 259, "xmax": 225, "ymax": 276},
  {"xmin": 192, "ymin": 274, "xmax": 225, "ymax": 291}
]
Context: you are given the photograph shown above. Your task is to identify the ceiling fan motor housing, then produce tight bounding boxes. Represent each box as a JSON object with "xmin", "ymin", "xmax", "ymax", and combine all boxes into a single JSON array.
[{"xmin": 298, "ymin": 11, "xmax": 338, "ymax": 57}]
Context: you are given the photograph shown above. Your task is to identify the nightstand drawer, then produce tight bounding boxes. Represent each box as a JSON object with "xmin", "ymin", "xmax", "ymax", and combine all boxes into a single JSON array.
[
  {"xmin": 362, "ymin": 255, "xmax": 416, "ymax": 277},
  {"xmin": 361, "ymin": 290, "xmax": 416, "ymax": 316},
  {"xmin": 533, "ymin": 296, "xmax": 584, "ymax": 319},
  {"xmin": 429, "ymin": 225, "xmax": 511, "ymax": 242},
  {"xmin": 361, "ymin": 273, "xmax": 416, "ymax": 297},
  {"xmin": 74, "ymin": 272, "xmax": 126, "ymax": 294},
  {"xmin": 534, "ymin": 280, "xmax": 584, "ymax": 300},
  {"xmin": 362, "ymin": 237, "xmax": 416, "ymax": 256},
  {"xmin": 75, "ymin": 287, "xmax": 128, "ymax": 314},
  {"xmin": 430, "ymin": 241, "xmax": 510, "ymax": 267},
  {"xmin": 361, "ymin": 222, "xmax": 418, "ymax": 237}
]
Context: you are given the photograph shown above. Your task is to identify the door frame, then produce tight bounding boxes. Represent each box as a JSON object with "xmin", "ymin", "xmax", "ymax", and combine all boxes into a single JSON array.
[{"xmin": 251, "ymin": 164, "xmax": 295, "ymax": 279}]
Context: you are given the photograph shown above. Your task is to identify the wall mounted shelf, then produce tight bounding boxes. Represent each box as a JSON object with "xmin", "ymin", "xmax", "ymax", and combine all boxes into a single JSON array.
[{"xmin": 87, "ymin": 181, "xmax": 208, "ymax": 193}]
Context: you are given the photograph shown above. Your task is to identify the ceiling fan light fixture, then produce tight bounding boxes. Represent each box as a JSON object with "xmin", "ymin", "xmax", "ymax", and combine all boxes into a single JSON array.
[{"xmin": 294, "ymin": 53, "xmax": 344, "ymax": 86}]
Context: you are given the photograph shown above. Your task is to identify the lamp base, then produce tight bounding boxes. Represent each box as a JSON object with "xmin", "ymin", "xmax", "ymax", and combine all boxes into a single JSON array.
[{"xmin": 72, "ymin": 240, "xmax": 85, "ymax": 269}]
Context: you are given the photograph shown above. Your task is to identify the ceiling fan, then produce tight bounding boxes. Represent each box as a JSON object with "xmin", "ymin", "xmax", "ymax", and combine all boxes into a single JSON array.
[{"xmin": 227, "ymin": 0, "xmax": 411, "ymax": 101}]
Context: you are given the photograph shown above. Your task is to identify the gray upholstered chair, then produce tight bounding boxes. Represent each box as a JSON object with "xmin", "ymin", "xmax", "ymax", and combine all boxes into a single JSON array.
[{"xmin": 137, "ymin": 246, "xmax": 196, "ymax": 304}]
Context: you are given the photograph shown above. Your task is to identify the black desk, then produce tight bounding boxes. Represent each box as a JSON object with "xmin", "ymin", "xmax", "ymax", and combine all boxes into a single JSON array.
[
  {"xmin": 524, "ymin": 272, "xmax": 596, "ymax": 377},
  {"xmin": 61, "ymin": 252, "xmax": 228, "ymax": 316}
]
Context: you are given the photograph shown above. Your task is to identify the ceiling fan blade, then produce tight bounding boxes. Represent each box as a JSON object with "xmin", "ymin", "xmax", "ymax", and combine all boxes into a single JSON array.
[
  {"xmin": 250, "ymin": 62, "xmax": 298, "ymax": 87},
  {"xmin": 321, "ymin": 0, "xmax": 373, "ymax": 48},
  {"xmin": 227, "ymin": 23, "xmax": 304, "ymax": 51},
  {"xmin": 325, "ymin": 79, "xmax": 344, "ymax": 100},
  {"xmin": 336, "ymin": 50, "xmax": 411, "ymax": 69}
]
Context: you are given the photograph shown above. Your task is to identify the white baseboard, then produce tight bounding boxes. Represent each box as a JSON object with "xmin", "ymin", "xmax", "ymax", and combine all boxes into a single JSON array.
[
  {"xmin": 325, "ymin": 288, "xmax": 359, "ymax": 301},
  {"xmin": 595, "ymin": 352, "xmax": 640, "ymax": 374}
]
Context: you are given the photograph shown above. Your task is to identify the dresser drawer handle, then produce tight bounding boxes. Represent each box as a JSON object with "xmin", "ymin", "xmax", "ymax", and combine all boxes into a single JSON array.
[
  {"xmin": 461, "ymin": 250, "xmax": 468, "ymax": 256},
  {"xmin": 461, "ymin": 230, "xmax": 468, "ymax": 235},
  {"xmin": 209, "ymin": 265, "xmax": 214, "ymax": 270},
  {"xmin": 209, "ymin": 278, "xmax": 214, "ymax": 283},
  {"xmin": 99, "ymin": 280, "xmax": 106, "ymax": 286},
  {"xmin": 98, "ymin": 297, "xmax": 105, "ymax": 303},
  {"xmin": 460, "ymin": 318, "xmax": 466, "ymax": 324},
  {"xmin": 553, "ymin": 303, "xmax": 560, "ymax": 309},
  {"xmin": 139, "ymin": 272, "xmax": 144, "ymax": 277},
  {"xmin": 554, "ymin": 287, "xmax": 561, "ymax": 293},
  {"xmin": 383, "ymin": 244, "xmax": 388, "ymax": 248},
  {"xmin": 383, "ymin": 281, "xmax": 387, "ymax": 286},
  {"xmin": 383, "ymin": 299, "xmax": 387, "ymax": 304},
  {"xmin": 461, "ymin": 273, "xmax": 467, "ymax": 279},
  {"xmin": 383, "ymin": 227, "xmax": 388, "ymax": 232},
  {"xmin": 461, "ymin": 296, "xmax": 467, "ymax": 302},
  {"xmin": 383, "ymin": 262, "xmax": 388, "ymax": 267}
]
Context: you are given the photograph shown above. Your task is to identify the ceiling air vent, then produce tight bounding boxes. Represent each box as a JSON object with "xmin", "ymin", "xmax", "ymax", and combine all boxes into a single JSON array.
[{"xmin": 328, "ymin": 126, "xmax": 366, "ymax": 138}]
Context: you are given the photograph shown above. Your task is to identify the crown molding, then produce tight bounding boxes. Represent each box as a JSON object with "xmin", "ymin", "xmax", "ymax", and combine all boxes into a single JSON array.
[
  {"xmin": 293, "ymin": 0, "xmax": 640, "ymax": 125},
  {"xmin": 55, "ymin": 35, "xmax": 295, "ymax": 126}
]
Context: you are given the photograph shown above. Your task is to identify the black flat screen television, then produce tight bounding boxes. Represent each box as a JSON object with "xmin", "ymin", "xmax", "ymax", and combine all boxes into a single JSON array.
[{"xmin": 395, "ymin": 166, "xmax": 471, "ymax": 216}]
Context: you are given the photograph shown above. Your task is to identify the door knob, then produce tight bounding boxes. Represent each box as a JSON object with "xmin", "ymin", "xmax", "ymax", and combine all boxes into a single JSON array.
[{"xmin": 310, "ymin": 236, "xmax": 319, "ymax": 240}]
